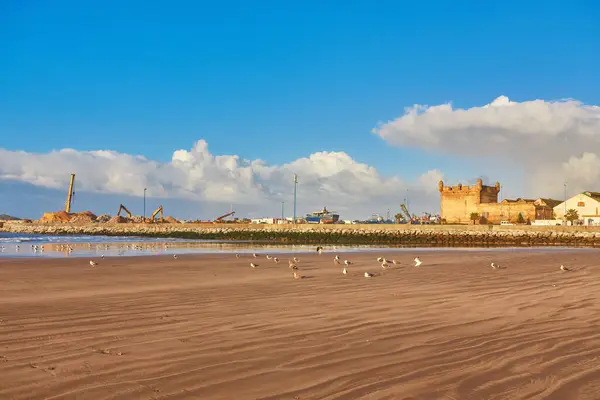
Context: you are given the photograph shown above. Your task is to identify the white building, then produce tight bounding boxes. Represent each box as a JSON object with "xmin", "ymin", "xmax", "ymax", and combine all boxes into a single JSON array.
[{"xmin": 553, "ymin": 191, "xmax": 600, "ymax": 226}]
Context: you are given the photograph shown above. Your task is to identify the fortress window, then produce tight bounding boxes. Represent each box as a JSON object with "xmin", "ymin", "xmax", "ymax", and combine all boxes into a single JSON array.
[{"xmin": 578, "ymin": 202, "xmax": 585, "ymax": 207}]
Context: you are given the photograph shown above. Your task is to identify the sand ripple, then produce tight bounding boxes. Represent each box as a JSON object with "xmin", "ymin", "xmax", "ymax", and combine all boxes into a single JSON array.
[{"xmin": 1, "ymin": 250, "xmax": 600, "ymax": 399}]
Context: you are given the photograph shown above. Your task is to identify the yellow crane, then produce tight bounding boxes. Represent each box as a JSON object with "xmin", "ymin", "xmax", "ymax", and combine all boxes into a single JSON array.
[{"xmin": 65, "ymin": 174, "xmax": 75, "ymax": 213}]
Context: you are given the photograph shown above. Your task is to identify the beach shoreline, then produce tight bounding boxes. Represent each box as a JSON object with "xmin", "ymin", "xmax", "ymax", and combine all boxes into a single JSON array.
[{"xmin": 2, "ymin": 249, "xmax": 600, "ymax": 399}]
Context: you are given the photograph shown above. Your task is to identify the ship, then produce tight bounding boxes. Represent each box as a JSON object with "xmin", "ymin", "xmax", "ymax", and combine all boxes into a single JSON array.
[{"xmin": 305, "ymin": 207, "xmax": 340, "ymax": 224}]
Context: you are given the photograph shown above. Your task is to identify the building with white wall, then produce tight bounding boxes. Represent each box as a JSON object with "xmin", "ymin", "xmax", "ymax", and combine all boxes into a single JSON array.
[{"xmin": 553, "ymin": 192, "xmax": 600, "ymax": 226}]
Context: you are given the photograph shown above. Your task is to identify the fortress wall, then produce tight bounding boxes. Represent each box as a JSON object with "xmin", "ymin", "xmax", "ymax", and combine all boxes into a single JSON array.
[
  {"xmin": 477, "ymin": 203, "xmax": 537, "ymax": 224},
  {"xmin": 440, "ymin": 188, "xmax": 481, "ymax": 224}
]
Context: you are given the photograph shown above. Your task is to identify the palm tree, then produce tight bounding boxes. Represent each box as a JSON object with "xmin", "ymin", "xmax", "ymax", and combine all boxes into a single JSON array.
[
  {"xmin": 469, "ymin": 212, "xmax": 480, "ymax": 225},
  {"xmin": 565, "ymin": 209, "xmax": 579, "ymax": 225}
]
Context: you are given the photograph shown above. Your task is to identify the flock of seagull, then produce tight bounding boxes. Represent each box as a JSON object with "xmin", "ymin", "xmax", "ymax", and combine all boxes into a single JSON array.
[{"xmin": 76, "ymin": 244, "xmax": 571, "ymax": 276}]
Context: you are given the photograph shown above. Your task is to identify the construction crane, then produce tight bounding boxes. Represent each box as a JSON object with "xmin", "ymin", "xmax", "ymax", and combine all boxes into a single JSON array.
[
  {"xmin": 215, "ymin": 211, "xmax": 235, "ymax": 223},
  {"xmin": 65, "ymin": 174, "xmax": 75, "ymax": 213},
  {"xmin": 117, "ymin": 204, "xmax": 132, "ymax": 218},
  {"xmin": 400, "ymin": 203, "xmax": 411, "ymax": 221},
  {"xmin": 149, "ymin": 205, "xmax": 164, "ymax": 223}
]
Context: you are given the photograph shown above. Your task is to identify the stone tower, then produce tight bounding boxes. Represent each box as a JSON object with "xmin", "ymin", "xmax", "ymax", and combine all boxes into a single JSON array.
[{"xmin": 438, "ymin": 179, "xmax": 501, "ymax": 223}]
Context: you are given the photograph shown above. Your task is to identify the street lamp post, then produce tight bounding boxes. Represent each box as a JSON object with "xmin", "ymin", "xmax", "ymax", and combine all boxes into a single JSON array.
[
  {"xmin": 564, "ymin": 182, "xmax": 567, "ymax": 225},
  {"xmin": 143, "ymin": 188, "xmax": 147, "ymax": 219},
  {"xmin": 281, "ymin": 201, "xmax": 284, "ymax": 221},
  {"xmin": 293, "ymin": 174, "xmax": 298, "ymax": 224}
]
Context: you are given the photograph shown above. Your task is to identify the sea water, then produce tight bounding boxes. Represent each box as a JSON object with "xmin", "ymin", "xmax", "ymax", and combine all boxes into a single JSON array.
[{"xmin": 0, "ymin": 232, "xmax": 589, "ymax": 259}]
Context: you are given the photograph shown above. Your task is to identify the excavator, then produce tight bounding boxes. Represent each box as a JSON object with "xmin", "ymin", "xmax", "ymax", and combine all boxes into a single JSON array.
[
  {"xmin": 148, "ymin": 205, "xmax": 164, "ymax": 223},
  {"xmin": 117, "ymin": 204, "xmax": 132, "ymax": 218},
  {"xmin": 214, "ymin": 211, "xmax": 235, "ymax": 223}
]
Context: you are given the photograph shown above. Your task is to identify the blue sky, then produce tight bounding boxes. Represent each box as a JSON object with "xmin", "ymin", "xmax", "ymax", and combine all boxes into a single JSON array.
[{"xmin": 1, "ymin": 1, "xmax": 599, "ymax": 219}]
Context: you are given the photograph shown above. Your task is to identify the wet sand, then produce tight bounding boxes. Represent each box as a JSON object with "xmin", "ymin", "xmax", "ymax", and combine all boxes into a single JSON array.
[{"xmin": 1, "ymin": 249, "xmax": 600, "ymax": 399}]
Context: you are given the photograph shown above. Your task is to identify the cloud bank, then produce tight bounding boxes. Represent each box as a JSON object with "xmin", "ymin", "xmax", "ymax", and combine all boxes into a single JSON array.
[
  {"xmin": 0, "ymin": 141, "xmax": 442, "ymax": 219},
  {"xmin": 373, "ymin": 96, "xmax": 600, "ymax": 199}
]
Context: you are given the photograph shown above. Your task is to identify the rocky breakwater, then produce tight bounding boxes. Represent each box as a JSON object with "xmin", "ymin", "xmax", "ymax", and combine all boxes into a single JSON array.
[{"xmin": 2, "ymin": 222, "xmax": 600, "ymax": 247}]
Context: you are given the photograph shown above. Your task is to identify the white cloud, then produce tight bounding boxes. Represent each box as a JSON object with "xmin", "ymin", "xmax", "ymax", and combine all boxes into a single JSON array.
[
  {"xmin": 0, "ymin": 140, "xmax": 442, "ymax": 219},
  {"xmin": 373, "ymin": 96, "xmax": 600, "ymax": 199}
]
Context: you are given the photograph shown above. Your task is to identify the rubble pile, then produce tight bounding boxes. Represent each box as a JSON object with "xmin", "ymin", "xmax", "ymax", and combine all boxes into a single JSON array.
[
  {"xmin": 69, "ymin": 211, "xmax": 97, "ymax": 223},
  {"xmin": 96, "ymin": 214, "xmax": 111, "ymax": 223}
]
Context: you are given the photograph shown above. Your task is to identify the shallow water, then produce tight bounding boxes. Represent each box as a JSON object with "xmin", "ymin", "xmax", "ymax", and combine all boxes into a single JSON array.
[{"xmin": 0, "ymin": 232, "xmax": 596, "ymax": 258}]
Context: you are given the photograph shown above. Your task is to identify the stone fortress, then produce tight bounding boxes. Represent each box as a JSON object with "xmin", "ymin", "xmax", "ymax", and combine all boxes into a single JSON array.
[{"xmin": 438, "ymin": 178, "xmax": 561, "ymax": 224}]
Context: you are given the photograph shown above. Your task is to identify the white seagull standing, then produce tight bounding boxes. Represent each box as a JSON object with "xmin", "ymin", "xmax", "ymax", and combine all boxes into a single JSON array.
[
  {"xmin": 381, "ymin": 260, "xmax": 389, "ymax": 269},
  {"xmin": 252, "ymin": 253, "xmax": 258, "ymax": 258},
  {"xmin": 560, "ymin": 264, "xmax": 570, "ymax": 272},
  {"xmin": 273, "ymin": 257, "xmax": 280, "ymax": 263},
  {"xmin": 266, "ymin": 255, "xmax": 272, "ymax": 260},
  {"xmin": 364, "ymin": 272, "xmax": 374, "ymax": 278},
  {"xmin": 250, "ymin": 263, "xmax": 259, "ymax": 268},
  {"xmin": 173, "ymin": 254, "xmax": 178, "ymax": 259},
  {"xmin": 377, "ymin": 257, "xmax": 384, "ymax": 263},
  {"xmin": 334, "ymin": 257, "xmax": 341, "ymax": 265},
  {"xmin": 342, "ymin": 267, "xmax": 348, "ymax": 275},
  {"xmin": 235, "ymin": 253, "xmax": 240, "ymax": 258},
  {"xmin": 414, "ymin": 257, "xmax": 422, "ymax": 267},
  {"xmin": 491, "ymin": 262, "xmax": 499, "ymax": 269},
  {"xmin": 344, "ymin": 260, "xmax": 352, "ymax": 266},
  {"xmin": 89, "ymin": 260, "xmax": 98, "ymax": 267},
  {"xmin": 293, "ymin": 257, "xmax": 300, "ymax": 263},
  {"xmin": 392, "ymin": 259, "xmax": 399, "ymax": 265}
]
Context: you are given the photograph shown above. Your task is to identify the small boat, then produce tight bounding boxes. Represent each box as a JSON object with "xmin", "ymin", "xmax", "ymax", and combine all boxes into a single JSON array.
[{"xmin": 305, "ymin": 207, "xmax": 340, "ymax": 224}]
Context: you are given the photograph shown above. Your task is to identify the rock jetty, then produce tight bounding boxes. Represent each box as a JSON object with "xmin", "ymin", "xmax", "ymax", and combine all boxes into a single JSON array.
[{"xmin": 3, "ymin": 222, "xmax": 600, "ymax": 247}]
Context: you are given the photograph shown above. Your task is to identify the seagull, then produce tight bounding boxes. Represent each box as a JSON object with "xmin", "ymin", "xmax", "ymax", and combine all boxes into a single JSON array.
[
  {"xmin": 414, "ymin": 257, "xmax": 422, "ymax": 267},
  {"xmin": 89, "ymin": 260, "xmax": 98, "ymax": 267},
  {"xmin": 342, "ymin": 267, "xmax": 348, "ymax": 275},
  {"xmin": 344, "ymin": 260, "xmax": 352, "ymax": 266},
  {"xmin": 101, "ymin": 255, "xmax": 105, "ymax": 259},
  {"xmin": 173, "ymin": 254, "xmax": 178, "ymax": 259},
  {"xmin": 293, "ymin": 257, "xmax": 299, "ymax": 263},
  {"xmin": 377, "ymin": 257, "xmax": 384, "ymax": 263},
  {"xmin": 316, "ymin": 246, "xmax": 323, "ymax": 255},
  {"xmin": 560, "ymin": 264, "xmax": 570, "ymax": 272},
  {"xmin": 273, "ymin": 257, "xmax": 280, "ymax": 263},
  {"xmin": 235, "ymin": 253, "xmax": 240, "ymax": 258},
  {"xmin": 491, "ymin": 262, "xmax": 499, "ymax": 269},
  {"xmin": 364, "ymin": 272, "xmax": 374, "ymax": 278},
  {"xmin": 266, "ymin": 255, "xmax": 272, "ymax": 260},
  {"xmin": 289, "ymin": 263, "xmax": 298, "ymax": 270},
  {"xmin": 392, "ymin": 259, "xmax": 399, "ymax": 265},
  {"xmin": 252, "ymin": 253, "xmax": 258, "ymax": 258},
  {"xmin": 250, "ymin": 263, "xmax": 259, "ymax": 268},
  {"xmin": 381, "ymin": 261, "xmax": 389, "ymax": 269},
  {"xmin": 334, "ymin": 255, "xmax": 340, "ymax": 261},
  {"xmin": 293, "ymin": 272, "xmax": 303, "ymax": 280},
  {"xmin": 334, "ymin": 257, "xmax": 341, "ymax": 265}
]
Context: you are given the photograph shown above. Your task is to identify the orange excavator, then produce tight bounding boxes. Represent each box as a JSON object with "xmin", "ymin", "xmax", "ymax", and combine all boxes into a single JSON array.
[
  {"xmin": 148, "ymin": 206, "xmax": 164, "ymax": 223},
  {"xmin": 214, "ymin": 211, "xmax": 235, "ymax": 223},
  {"xmin": 117, "ymin": 204, "xmax": 132, "ymax": 218}
]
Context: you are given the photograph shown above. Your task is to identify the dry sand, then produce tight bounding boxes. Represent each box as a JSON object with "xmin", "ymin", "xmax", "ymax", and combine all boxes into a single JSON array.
[{"xmin": 1, "ymin": 249, "xmax": 600, "ymax": 399}]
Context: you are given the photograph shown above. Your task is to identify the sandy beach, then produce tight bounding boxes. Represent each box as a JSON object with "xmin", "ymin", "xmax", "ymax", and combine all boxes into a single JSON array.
[{"xmin": 2, "ymin": 249, "xmax": 600, "ymax": 399}]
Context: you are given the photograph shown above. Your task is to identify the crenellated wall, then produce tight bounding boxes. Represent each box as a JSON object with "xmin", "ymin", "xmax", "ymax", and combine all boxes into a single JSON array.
[{"xmin": 438, "ymin": 179, "xmax": 501, "ymax": 223}]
